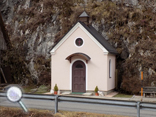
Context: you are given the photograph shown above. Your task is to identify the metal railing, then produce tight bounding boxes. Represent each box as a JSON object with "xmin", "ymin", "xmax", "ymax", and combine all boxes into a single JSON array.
[{"xmin": 0, "ymin": 92, "xmax": 156, "ymax": 117}]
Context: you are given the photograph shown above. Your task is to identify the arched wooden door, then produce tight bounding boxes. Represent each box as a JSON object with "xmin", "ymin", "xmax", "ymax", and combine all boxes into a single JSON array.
[{"xmin": 72, "ymin": 61, "xmax": 86, "ymax": 92}]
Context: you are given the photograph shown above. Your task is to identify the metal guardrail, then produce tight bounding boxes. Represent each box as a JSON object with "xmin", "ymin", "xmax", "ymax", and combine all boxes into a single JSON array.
[{"xmin": 1, "ymin": 92, "xmax": 156, "ymax": 117}]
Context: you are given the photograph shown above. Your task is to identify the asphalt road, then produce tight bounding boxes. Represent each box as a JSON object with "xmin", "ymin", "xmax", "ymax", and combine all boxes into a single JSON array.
[{"xmin": 0, "ymin": 97, "xmax": 156, "ymax": 117}]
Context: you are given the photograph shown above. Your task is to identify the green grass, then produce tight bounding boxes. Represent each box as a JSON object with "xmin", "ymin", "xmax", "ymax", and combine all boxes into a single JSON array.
[
  {"xmin": 35, "ymin": 85, "xmax": 50, "ymax": 94},
  {"xmin": 114, "ymin": 93, "xmax": 133, "ymax": 98},
  {"xmin": 22, "ymin": 85, "xmax": 50, "ymax": 94},
  {"xmin": 22, "ymin": 85, "xmax": 37, "ymax": 93},
  {"xmin": 70, "ymin": 92, "xmax": 84, "ymax": 95}
]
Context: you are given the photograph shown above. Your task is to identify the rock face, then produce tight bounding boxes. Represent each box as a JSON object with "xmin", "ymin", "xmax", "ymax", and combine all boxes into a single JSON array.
[
  {"xmin": 1, "ymin": 0, "xmax": 156, "ymax": 93},
  {"xmin": 0, "ymin": 0, "xmax": 57, "ymax": 84},
  {"xmin": 112, "ymin": 0, "xmax": 138, "ymax": 6}
]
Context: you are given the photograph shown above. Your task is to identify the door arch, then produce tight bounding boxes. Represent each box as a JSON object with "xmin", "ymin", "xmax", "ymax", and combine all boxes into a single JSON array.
[{"xmin": 72, "ymin": 60, "xmax": 86, "ymax": 92}]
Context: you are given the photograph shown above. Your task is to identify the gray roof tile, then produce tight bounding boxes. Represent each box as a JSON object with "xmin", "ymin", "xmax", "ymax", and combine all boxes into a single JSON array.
[
  {"xmin": 79, "ymin": 21, "xmax": 118, "ymax": 54},
  {"xmin": 79, "ymin": 11, "xmax": 89, "ymax": 17}
]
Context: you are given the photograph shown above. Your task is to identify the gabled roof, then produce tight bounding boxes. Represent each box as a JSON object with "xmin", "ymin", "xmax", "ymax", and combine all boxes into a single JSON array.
[
  {"xmin": 0, "ymin": 12, "xmax": 11, "ymax": 50},
  {"xmin": 79, "ymin": 11, "xmax": 89, "ymax": 18},
  {"xmin": 51, "ymin": 21, "xmax": 118, "ymax": 55}
]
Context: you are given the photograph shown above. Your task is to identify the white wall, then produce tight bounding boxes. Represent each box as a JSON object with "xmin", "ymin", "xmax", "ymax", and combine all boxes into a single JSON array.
[{"xmin": 51, "ymin": 26, "xmax": 115, "ymax": 92}]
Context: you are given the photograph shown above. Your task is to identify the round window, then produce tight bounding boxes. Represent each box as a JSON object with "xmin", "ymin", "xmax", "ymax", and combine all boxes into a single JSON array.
[{"xmin": 75, "ymin": 38, "xmax": 83, "ymax": 46}]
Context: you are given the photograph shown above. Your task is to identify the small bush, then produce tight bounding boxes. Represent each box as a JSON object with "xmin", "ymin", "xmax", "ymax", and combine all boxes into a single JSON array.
[
  {"xmin": 54, "ymin": 84, "xmax": 58, "ymax": 91},
  {"xmin": 94, "ymin": 86, "xmax": 98, "ymax": 93}
]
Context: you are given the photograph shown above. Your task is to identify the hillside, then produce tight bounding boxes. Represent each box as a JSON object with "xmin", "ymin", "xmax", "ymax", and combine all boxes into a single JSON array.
[{"xmin": 1, "ymin": 0, "xmax": 156, "ymax": 93}]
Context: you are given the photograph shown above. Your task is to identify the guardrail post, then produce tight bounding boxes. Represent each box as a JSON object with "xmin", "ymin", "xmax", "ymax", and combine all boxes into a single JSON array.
[
  {"xmin": 55, "ymin": 95, "xmax": 58, "ymax": 114},
  {"xmin": 137, "ymin": 102, "xmax": 140, "ymax": 117}
]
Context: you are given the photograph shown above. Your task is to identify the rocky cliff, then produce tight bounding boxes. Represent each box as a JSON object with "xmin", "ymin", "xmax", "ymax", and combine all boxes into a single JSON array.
[{"xmin": 1, "ymin": 0, "xmax": 156, "ymax": 93}]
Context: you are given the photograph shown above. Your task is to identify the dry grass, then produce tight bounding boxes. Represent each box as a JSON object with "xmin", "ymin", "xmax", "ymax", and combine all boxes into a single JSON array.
[
  {"xmin": 0, "ymin": 107, "xmax": 54, "ymax": 117},
  {"xmin": 59, "ymin": 110, "xmax": 130, "ymax": 117},
  {"xmin": 0, "ymin": 107, "xmax": 130, "ymax": 117}
]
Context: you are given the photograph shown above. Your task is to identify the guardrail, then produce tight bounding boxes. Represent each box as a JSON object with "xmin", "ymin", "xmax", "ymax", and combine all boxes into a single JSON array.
[{"xmin": 0, "ymin": 92, "xmax": 156, "ymax": 117}]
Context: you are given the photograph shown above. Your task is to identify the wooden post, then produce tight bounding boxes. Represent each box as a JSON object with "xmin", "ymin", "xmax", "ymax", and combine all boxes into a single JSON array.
[
  {"xmin": 141, "ymin": 71, "xmax": 143, "ymax": 97},
  {"xmin": 141, "ymin": 87, "xmax": 143, "ymax": 96}
]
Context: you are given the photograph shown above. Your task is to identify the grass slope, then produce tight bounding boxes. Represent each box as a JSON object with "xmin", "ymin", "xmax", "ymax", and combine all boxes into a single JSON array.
[{"xmin": 0, "ymin": 107, "xmax": 130, "ymax": 117}]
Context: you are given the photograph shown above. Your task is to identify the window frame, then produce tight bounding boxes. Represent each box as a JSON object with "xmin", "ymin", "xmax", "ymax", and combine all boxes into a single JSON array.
[
  {"xmin": 74, "ymin": 37, "xmax": 84, "ymax": 48},
  {"xmin": 109, "ymin": 59, "xmax": 112, "ymax": 78}
]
